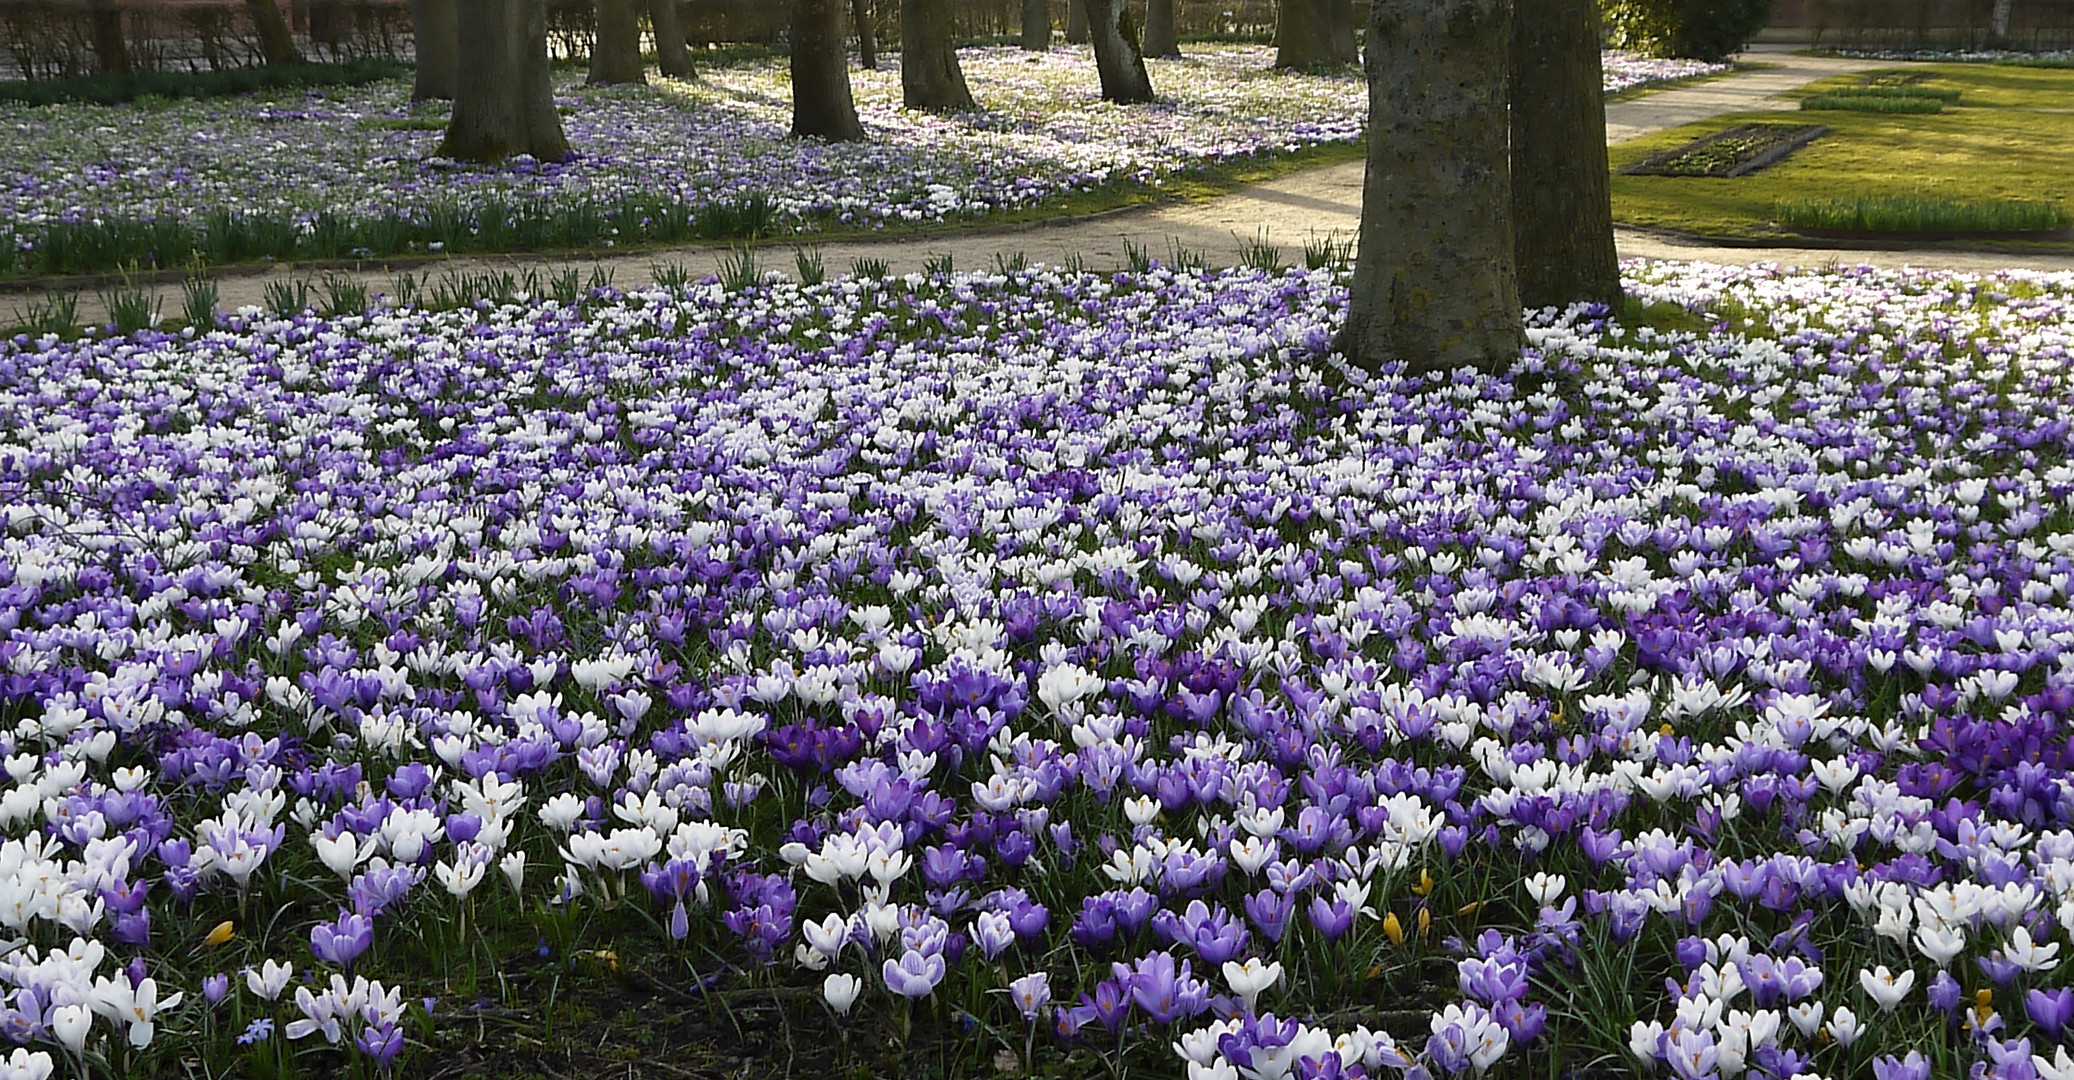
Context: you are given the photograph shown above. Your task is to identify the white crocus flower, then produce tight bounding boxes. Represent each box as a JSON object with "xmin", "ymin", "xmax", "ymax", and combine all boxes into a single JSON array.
[{"xmin": 1857, "ymin": 965, "xmax": 1915, "ymax": 1012}]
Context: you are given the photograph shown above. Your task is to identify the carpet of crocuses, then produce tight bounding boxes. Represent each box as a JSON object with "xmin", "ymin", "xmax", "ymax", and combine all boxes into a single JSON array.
[
  {"xmin": 0, "ymin": 47, "xmax": 1721, "ymax": 254},
  {"xmin": 1, "ymin": 255, "xmax": 2072, "ymax": 1079}
]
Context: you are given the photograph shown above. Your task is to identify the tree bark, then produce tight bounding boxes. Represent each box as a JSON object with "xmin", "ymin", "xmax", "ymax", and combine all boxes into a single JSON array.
[
  {"xmin": 1275, "ymin": 0, "xmax": 1357, "ymax": 68},
  {"xmin": 1065, "ymin": 0, "xmax": 1088, "ymax": 43},
  {"xmin": 1510, "ymin": 0, "xmax": 1620, "ymax": 312},
  {"xmin": 652, "ymin": 0, "xmax": 694, "ymax": 78},
  {"xmin": 1082, "ymin": 0, "xmax": 1153, "ymax": 103},
  {"xmin": 408, "ymin": 0, "xmax": 458, "ymax": 100},
  {"xmin": 245, "ymin": 0, "xmax": 302, "ymax": 65},
  {"xmin": 89, "ymin": 1, "xmax": 130, "ymax": 74},
  {"xmin": 791, "ymin": 0, "xmax": 866, "ymax": 141},
  {"xmin": 589, "ymin": 0, "xmax": 646, "ymax": 84},
  {"xmin": 1022, "ymin": 0, "xmax": 1051, "ymax": 49},
  {"xmin": 852, "ymin": 0, "xmax": 878, "ymax": 69},
  {"xmin": 902, "ymin": 0, "xmax": 976, "ymax": 110},
  {"xmin": 1142, "ymin": 0, "xmax": 1180, "ymax": 56},
  {"xmin": 441, "ymin": 0, "xmax": 571, "ymax": 163},
  {"xmin": 1337, "ymin": 0, "xmax": 1522, "ymax": 375}
]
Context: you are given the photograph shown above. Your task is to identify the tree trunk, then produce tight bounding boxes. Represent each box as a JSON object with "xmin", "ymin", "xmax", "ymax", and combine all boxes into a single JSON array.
[
  {"xmin": 245, "ymin": 0, "xmax": 302, "ymax": 65},
  {"xmin": 1065, "ymin": 0, "xmax": 1088, "ymax": 43},
  {"xmin": 408, "ymin": 0, "xmax": 458, "ymax": 100},
  {"xmin": 1275, "ymin": 0, "xmax": 1356, "ymax": 68},
  {"xmin": 589, "ymin": 0, "xmax": 646, "ymax": 84},
  {"xmin": 652, "ymin": 0, "xmax": 693, "ymax": 78},
  {"xmin": 791, "ymin": 0, "xmax": 866, "ymax": 141},
  {"xmin": 852, "ymin": 0, "xmax": 878, "ymax": 69},
  {"xmin": 89, "ymin": 1, "xmax": 130, "ymax": 75},
  {"xmin": 1510, "ymin": 0, "xmax": 1620, "ymax": 312},
  {"xmin": 1142, "ymin": 0, "xmax": 1180, "ymax": 56},
  {"xmin": 1022, "ymin": 0, "xmax": 1051, "ymax": 49},
  {"xmin": 1990, "ymin": 0, "xmax": 2014, "ymax": 44},
  {"xmin": 1083, "ymin": 0, "xmax": 1153, "ymax": 103},
  {"xmin": 441, "ymin": 0, "xmax": 571, "ymax": 163},
  {"xmin": 1337, "ymin": 0, "xmax": 1522, "ymax": 375},
  {"xmin": 902, "ymin": 0, "xmax": 976, "ymax": 110}
]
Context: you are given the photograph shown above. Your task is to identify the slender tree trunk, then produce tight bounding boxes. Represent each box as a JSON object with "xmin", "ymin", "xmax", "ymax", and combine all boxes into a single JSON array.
[
  {"xmin": 1511, "ymin": 0, "xmax": 1620, "ymax": 312},
  {"xmin": 1989, "ymin": 0, "xmax": 2014, "ymax": 44},
  {"xmin": 1275, "ymin": 0, "xmax": 1356, "ymax": 68},
  {"xmin": 441, "ymin": 0, "xmax": 571, "ymax": 163},
  {"xmin": 791, "ymin": 0, "xmax": 865, "ymax": 141},
  {"xmin": 902, "ymin": 0, "xmax": 976, "ymax": 110},
  {"xmin": 589, "ymin": 0, "xmax": 646, "ymax": 84},
  {"xmin": 408, "ymin": 0, "xmax": 458, "ymax": 100},
  {"xmin": 652, "ymin": 0, "xmax": 693, "ymax": 78},
  {"xmin": 852, "ymin": 0, "xmax": 878, "ymax": 68},
  {"xmin": 245, "ymin": 0, "xmax": 302, "ymax": 65},
  {"xmin": 1065, "ymin": 0, "xmax": 1088, "ymax": 42},
  {"xmin": 1142, "ymin": 0, "xmax": 1179, "ymax": 56},
  {"xmin": 89, "ymin": 0, "xmax": 130, "ymax": 74},
  {"xmin": 1082, "ymin": 0, "xmax": 1152, "ymax": 102},
  {"xmin": 1022, "ymin": 0, "xmax": 1051, "ymax": 49},
  {"xmin": 1337, "ymin": 0, "xmax": 1521, "ymax": 374}
]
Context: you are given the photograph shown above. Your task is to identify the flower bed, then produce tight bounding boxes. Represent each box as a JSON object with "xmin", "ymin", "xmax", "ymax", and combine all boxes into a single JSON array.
[
  {"xmin": 0, "ymin": 47, "xmax": 1726, "ymax": 277},
  {"xmin": 1621, "ymin": 122, "xmax": 1828, "ymax": 177},
  {"xmin": 1, "ymin": 259, "xmax": 2073, "ymax": 1078}
]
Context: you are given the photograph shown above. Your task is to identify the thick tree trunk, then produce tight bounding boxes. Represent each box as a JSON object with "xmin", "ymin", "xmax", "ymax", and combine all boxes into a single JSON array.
[
  {"xmin": 1083, "ymin": 0, "xmax": 1153, "ymax": 103},
  {"xmin": 408, "ymin": 0, "xmax": 458, "ymax": 100},
  {"xmin": 1022, "ymin": 0, "xmax": 1051, "ymax": 49},
  {"xmin": 89, "ymin": 1, "xmax": 129, "ymax": 74},
  {"xmin": 902, "ymin": 0, "xmax": 976, "ymax": 110},
  {"xmin": 1337, "ymin": 0, "xmax": 1522, "ymax": 375},
  {"xmin": 245, "ymin": 0, "xmax": 302, "ymax": 65},
  {"xmin": 852, "ymin": 0, "xmax": 878, "ymax": 69},
  {"xmin": 652, "ymin": 0, "xmax": 693, "ymax": 78},
  {"xmin": 1142, "ymin": 0, "xmax": 1180, "ymax": 56},
  {"xmin": 1511, "ymin": 0, "xmax": 1620, "ymax": 312},
  {"xmin": 1065, "ymin": 0, "xmax": 1088, "ymax": 43},
  {"xmin": 791, "ymin": 0, "xmax": 866, "ymax": 141},
  {"xmin": 441, "ymin": 0, "xmax": 571, "ymax": 163},
  {"xmin": 589, "ymin": 0, "xmax": 646, "ymax": 84},
  {"xmin": 1275, "ymin": 0, "xmax": 1356, "ymax": 68}
]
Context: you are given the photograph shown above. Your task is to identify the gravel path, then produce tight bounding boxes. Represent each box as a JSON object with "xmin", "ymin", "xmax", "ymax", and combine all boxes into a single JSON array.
[{"xmin": 18, "ymin": 47, "xmax": 2074, "ymax": 329}]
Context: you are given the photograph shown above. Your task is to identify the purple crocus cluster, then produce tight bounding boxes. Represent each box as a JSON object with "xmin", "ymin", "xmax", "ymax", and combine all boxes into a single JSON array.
[{"xmin": 0, "ymin": 258, "xmax": 2072, "ymax": 1080}]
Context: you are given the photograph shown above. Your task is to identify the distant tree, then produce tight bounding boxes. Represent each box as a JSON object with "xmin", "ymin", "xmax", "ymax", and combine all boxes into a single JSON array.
[
  {"xmin": 1512, "ymin": 0, "xmax": 1621, "ymax": 310},
  {"xmin": 1065, "ymin": 0, "xmax": 1088, "ymax": 43},
  {"xmin": 792, "ymin": 0, "xmax": 865, "ymax": 140},
  {"xmin": 1022, "ymin": 0, "xmax": 1051, "ymax": 50},
  {"xmin": 589, "ymin": 0, "xmax": 646, "ymax": 84},
  {"xmin": 1275, "ymin": 0, "xmax": 1356, "ymax": 69},
  {"xmin": 902, "ymin": 0, "xmax": 976, "ymax": 110},
  {"xmin": 1600, "ymin": 0, "xmax": 1774, "ymax": 61},
  {"xmin": 245, "ymin": 0, "xmax": 302, "ymax": 66},
  {"xmin": 88, "ymin": 0, "xmax": 129, "ymax": 74},
  {"xmin": 653, "ymin": 0, "xmax": 694, "ymax": 78},
  {"xmin": 408, "ymin": 0, "xmax": 458, "ymax": 99},
  {"xmin": 1337, "ymin": 0, "xmax": 1521, "ymax": 374},
  {"xmin": 439, "ymin": 0, "xmax": 570, "ymax": 163},
  {"xmin": 1082, "ymin": 0, "xmax": 1153, "ymax": 103},
  {"xmin": 853, "ymin": 0, "xmax": 879, "ymax": 69},
  {"xmin": 1142, "ymin": 0, "xmax": 1180, "ymax": 56},
  {"xmin": 1990, "ymin": 0, "xmax": 2015, "ymax": 45}
]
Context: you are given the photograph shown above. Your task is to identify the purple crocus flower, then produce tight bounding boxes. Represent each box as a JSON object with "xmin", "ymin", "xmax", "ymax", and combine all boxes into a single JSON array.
[
  {"xmin": 311, "ymin": 910, "xmax": 374, "ymax": 969},
  {"xmin": 881, "ymin": 949, "xmax": 946, "ymax": 999}
]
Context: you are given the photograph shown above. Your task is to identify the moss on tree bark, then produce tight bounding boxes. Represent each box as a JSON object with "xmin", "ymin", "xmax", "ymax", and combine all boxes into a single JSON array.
[
  {"xmin": 440, "ymin": 0, "xmax": 570, "ymax": 163},
  {"xmin": 1083, "ymin": 0, "xmax": 1153, "ymax": 103},
  {"xmin": 902, "ymin": 0, "xmax": 976, "ymax": 111}
]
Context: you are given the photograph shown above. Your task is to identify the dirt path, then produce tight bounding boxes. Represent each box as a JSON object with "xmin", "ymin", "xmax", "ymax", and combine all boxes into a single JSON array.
[{"xmin": 21, "ymin": 48, "xmax": 2074, "ymax": 330}]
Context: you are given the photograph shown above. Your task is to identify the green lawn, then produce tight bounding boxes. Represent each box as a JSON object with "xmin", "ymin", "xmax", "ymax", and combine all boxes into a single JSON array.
[{"xmin": 1610, "ymin": 64, "xmax": 2074, "ymax": 243}]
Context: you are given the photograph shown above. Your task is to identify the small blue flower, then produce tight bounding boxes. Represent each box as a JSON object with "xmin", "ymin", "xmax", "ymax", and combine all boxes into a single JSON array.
[{"xmin": 237, "ymin": 1017, "xmax": 275, "ymax": 1045}]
